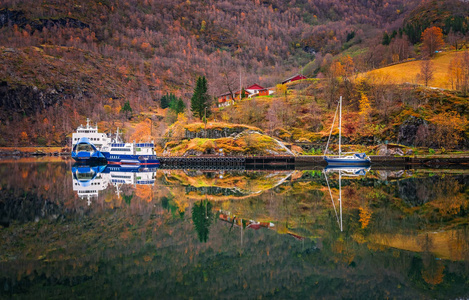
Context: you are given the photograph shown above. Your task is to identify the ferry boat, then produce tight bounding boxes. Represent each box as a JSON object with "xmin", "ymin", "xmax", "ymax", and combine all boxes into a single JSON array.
[
  {"xmin": 99, "ymin": 129, "xmax": 160, "ymax": 166},
  {"xmin": 71, "ymin": 119, "xmax": 159, "ymax": 166}
]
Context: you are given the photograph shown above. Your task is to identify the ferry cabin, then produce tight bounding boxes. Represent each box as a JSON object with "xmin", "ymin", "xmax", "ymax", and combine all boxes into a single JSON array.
[
  {"xmin": 108, "ymin": 167, "xmax": 156, "ymax": 185},
  {"xmin": 72, "ymin": 119, "xmax": 111, "ymax": 150},
  {"xmin": 104, "ymin": 142, "xmax": 156, "ymax": 158},
  {"xmin": 72, "ymin": 171, "xmax": 109, "ymax": 205}
]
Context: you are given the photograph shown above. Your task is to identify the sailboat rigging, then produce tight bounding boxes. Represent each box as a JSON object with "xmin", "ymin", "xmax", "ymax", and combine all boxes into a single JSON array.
[
  {"xmin": 323, "ymin": 96, "xmax": 371, "ymax": 166},
  {"xmin": 324, "ymin": 166, "xmax": 370, "ymax": 231}
]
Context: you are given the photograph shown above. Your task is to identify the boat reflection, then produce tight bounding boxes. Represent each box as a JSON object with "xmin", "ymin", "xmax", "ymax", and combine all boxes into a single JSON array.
[
  {"xmin": 324, "ymin": 165, "xmax": 370, "ymax": 231},
  {"xmin": 72, "ymin": 163, "xmax": 158, "ymax": 205}
]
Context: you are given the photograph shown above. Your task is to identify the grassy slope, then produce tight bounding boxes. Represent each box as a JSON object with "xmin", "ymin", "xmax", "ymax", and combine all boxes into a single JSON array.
[{"xmin": 365, "ymin": 50, "xmax": 468, "ymax": 89}]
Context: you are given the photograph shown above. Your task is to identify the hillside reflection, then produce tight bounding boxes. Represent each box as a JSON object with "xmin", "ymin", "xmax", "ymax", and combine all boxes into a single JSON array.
[{"xmin": 1, "ymin": 159, "xmax": 469, "ymax": 299}]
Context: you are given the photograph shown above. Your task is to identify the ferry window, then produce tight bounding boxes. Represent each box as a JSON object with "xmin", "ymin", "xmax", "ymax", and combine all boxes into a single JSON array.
[{"xmin": 75, "ymin": 143, "xmax": 94, "ymax": 152}]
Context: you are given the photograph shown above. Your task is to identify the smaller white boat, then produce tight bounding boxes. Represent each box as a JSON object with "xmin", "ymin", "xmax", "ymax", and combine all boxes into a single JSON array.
[{"xmin": 323, "ymin": 96, "xmax": 371, "ymax": 166}]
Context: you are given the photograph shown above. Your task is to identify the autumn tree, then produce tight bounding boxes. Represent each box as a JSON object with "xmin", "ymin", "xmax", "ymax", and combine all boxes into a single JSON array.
[
  {"xmin": 130, "ymin": 118, "xmax": 156, "ymax": 142},
  {"xmin": 447, "ymin": 51, "xmax": 469, "ymax": 95},
  {"xmin": 190, "ymin": 76, "xmax": 211, "ymax": 119},
  {"xmin": 418, "ymin": 59, "xmax": 434, "ymax": 86},
  {"xmin": 421, "ymin": 27, "xmax": 444, "ymax": 58},
  {"xmin": 276, "ymin": 84, "xmax": 287, "ymax": 100},
  {"xmin": 430, "ymin": 111, "xmax": 468, "ymax": 149},
  {"xmin": 325, "ymin": 61, "xmax": 344, "ymax": 109},
  {"xmin": 358, "ymin": 92, "xmax": 371, "ymax": 122}
]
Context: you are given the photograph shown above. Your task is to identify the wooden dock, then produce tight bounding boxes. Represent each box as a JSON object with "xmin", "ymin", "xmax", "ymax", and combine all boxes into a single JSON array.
[
  {"xmin": 158, "ymin": 155, "xmax": 469, "ymax": 169},
  {"xmin": 159, "ymin": 155, "xmax": 295, "ymax": 170}
]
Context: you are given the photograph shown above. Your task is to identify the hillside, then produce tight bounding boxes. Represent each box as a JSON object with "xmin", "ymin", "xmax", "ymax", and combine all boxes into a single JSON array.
[
  {"xmin": 0, "ymin": 0, "xmax": 468, "ymax": 150},
  {"xmin": 364, "ymin": 50, "xmax": 468, "ymax": 89}
]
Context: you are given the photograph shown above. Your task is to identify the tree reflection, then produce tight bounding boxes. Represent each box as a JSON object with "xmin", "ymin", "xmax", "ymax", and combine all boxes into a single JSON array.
[{"xmin": 192, "ymin": 199, "xmax": 214, "ymax": 242}]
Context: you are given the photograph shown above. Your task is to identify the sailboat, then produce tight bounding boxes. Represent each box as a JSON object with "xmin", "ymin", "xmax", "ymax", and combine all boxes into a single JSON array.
[{"xmin": 323, "ymin": 96, "xmax": 371, "ymax": 166}]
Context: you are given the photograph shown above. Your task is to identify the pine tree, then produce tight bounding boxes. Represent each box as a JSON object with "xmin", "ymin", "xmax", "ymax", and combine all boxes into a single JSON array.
[
  {"xmin": 382, "ymin": 32, "xmax": 391, "ymax": 45},
  {"xmin": 120, "ymin": 101, "xmax": 132, "ymax": 119},
  {"xmin": 190, "ymin": 76, "xmax": 211, "ymax": 119},
  {"xmin": 160, "ymin": 93, "xmax": 170, "ymax": 109},
  {"xmin": 241, "ymin": 87, "xmax": 247, "ymax": 99},
  {"xmin": 174, "ymin": 99, "xmax": 185, "ymax": 114}
]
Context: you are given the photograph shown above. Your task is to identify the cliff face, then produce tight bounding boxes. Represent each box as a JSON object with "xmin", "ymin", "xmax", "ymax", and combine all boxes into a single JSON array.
[
  {"xmin": 0, "ymin": 8, "xmax": 89, "ymax": 32},
  {"xmin": 0, "ymin": 81, "xmax": 67, "ymax": 116}
]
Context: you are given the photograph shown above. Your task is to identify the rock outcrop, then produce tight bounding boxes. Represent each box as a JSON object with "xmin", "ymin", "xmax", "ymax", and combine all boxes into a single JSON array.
[{"xmin": 0, "ymin": 8, "xmax": 89, "ymax": 32}]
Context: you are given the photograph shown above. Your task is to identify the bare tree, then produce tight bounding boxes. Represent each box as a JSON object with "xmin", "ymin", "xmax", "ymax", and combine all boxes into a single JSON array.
[{"xmin": 418, "ymin": 59, "xmax": 434, "ymax": 86}]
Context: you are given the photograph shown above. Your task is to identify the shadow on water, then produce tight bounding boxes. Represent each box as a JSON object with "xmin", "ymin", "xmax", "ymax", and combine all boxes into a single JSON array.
[{"xmin": 0, "ymin": 159, "xmax": 468, "ymax": 299}]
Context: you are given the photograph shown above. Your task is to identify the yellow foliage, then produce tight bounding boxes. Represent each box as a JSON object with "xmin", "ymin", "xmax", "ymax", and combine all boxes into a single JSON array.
[
  {"xmin": 359, "ymin": 206, "xmax": 372, "ymax": 229},
  {"xmin": 358, "ymin": 93, "xmax": 371, "ymax": 121},
  {"xmin": 276, "ymin": 84, "xmax": 287, "ymax": 96},
  {"xmin": 103, "ymin": 105, "xmax": 112, "ymax": 114}
]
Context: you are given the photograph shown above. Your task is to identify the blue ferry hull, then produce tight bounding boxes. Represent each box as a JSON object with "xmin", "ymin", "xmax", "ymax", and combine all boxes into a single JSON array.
[{"xmin": 72, "ymin": 137, "xmax": 107, "ymax": 163}]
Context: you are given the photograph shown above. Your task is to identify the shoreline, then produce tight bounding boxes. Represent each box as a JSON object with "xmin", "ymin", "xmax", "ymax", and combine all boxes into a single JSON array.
[{"xmin": 1, "ymin": 147, "xmax": 468, "ymax": 167}]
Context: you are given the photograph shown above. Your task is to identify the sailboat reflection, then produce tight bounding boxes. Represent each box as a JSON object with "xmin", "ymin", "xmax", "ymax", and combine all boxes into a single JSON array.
[
  {"xmin": 324, "ymin": 166, "xmax": 370, "ymax": 231},
  {"xmin": 72, "ymin": 164, "xmax": 158, "ymax": 205}
]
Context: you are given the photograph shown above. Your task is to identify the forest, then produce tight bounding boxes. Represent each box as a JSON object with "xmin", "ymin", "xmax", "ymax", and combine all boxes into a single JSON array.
[{"xmin": 0, "ymin": 0, "xmax": 468, "ymax": 150}]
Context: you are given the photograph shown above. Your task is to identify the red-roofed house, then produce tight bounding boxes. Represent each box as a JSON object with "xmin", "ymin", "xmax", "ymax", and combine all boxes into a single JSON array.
[
  {"xmin": 246, "ymin": 83, "xmax": 274, "ymax": 98},
  {"xmin": 281, "ymin": 74, "xmax": 307, "ymax": 85},
  {"xmin": 217, "ymin": 83, "xmax": 273, "ymax": 107}
]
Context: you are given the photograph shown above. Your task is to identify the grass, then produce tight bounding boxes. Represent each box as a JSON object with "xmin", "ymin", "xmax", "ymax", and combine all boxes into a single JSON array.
[{"xmin": 363, "ymin": 50, "xmax": 469, "ymax": 89}]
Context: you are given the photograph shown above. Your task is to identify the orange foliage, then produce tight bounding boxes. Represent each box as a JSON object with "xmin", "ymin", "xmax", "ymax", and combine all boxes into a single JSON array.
[
  {"xmin": 129, "ymin": 119, "xmax": 152, "ymax": 142},
  {"xmin": 430, "ymin": 111, "xmax": 468, "ymax": 148},
  {"xmin": 422, "ymin": 261, "xmax": 445, "ymax": 286},
  {"xmin": 359, "ymin": 206, "xmax": 372, "ymax": 229},
  {"xmin": 330, "ymin": 61, "xmax": 345, "ymax": 78},
  {"xmin": 421, "ymin": 26, "xmax": 444, "ymax": 57},
  {"xmin": 135, "ymin": 185, "xmax": 152, "ymax": 202}
]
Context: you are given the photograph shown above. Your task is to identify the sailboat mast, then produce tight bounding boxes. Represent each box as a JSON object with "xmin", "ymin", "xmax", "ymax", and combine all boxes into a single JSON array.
[
  {"xmin": 339, "ymin": 170, "xmax": 343, "ymax": 232},
  {"xmin": 339, "ymin": 96, "xmax": 342, "ymax": 157}
]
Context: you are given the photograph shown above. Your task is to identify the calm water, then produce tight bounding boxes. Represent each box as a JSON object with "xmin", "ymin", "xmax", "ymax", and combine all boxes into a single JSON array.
[{"xmin": 1, "ymin": 158, "xmax": 469, "ymax": 299}]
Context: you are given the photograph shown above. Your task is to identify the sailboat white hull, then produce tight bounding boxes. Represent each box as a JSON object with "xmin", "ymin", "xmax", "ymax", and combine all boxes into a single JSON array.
[{"xmin": 324, "ymin": 156, "xmax": 370, "ymax": 166}]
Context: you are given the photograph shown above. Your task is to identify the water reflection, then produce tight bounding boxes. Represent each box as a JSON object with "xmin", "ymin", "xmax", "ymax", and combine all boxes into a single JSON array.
[
  {"xmin": 324, "ymin": 166, "xmax": 371, "ymax": 231},
  {"xmin": 1, "ymin": 159, "xmax": 469, "ymax": 299},
  {"xmin": 72, "ymin": 164, "xmax": 157, "ymax": 205}
]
